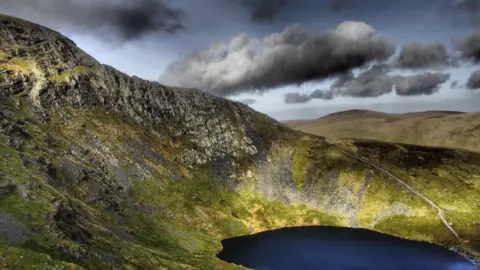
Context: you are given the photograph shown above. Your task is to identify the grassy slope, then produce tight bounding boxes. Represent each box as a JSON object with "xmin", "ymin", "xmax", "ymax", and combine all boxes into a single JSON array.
[
  {"xmin": 285, "ymin": 110, "xmax": 480, "ymax": 153},
  {"xmin": 0, "ymin": 97, "xmax": 343, "ymax": 269},
  {"xmin": 1, "ymin": 15, "xmax": 480, "ymax": 269}
]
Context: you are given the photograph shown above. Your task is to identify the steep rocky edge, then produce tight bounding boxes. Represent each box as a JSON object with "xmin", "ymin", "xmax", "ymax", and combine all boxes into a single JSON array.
[{"xmin": 1, "ymin": 15, "xmax": 480, "ymax": 269}]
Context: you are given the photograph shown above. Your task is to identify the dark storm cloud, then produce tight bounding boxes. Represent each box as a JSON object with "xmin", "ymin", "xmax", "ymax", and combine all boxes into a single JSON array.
[
  {"xmin": 330, "ymin": 0, "xmax": 355, "ymax": 13},
  {"xmin": 309, "ymin": 89, "xmax": 336, "ymax": 100},
  {"xmin": 331, "ymin": 71, "xmax": 355, "ymax": 88},
  {"xmin": 393, "ymin": 72, "xmax": 450, "ymax": 96},
  {"xmin": 455, "ymin": 29, "xmax": 480, "ymax": 62},
  {"xmin": 453, "ymin": 0, "xmax": 480, "ymax": 20},
  {"xmin": 310, "ymin": 89, "xmax": 325, "ymax": 99},
  {"xmin": 160, "ymin": 21, "xmax": 396, "ymax": 96},
  {"xmin": 451, "ymin": 0, "xmax": 480, "ymax": 27},
  {"xmin": 284, "ymin": 73, "xmax": 394, "ymax": 104},
  {"xmin": 451, "ymin": 80, "xmax": 459, "ymax": 88},
  {"xmin": 240, "ymin": 0, "xmax": 288, "ymax": 23},
  {"xmin": 321, "ymin": 89, "xmax": 336, "ymax": 100},
  {"xmin": 284, "ymin": 64, "xmax": 394, "ymax": 103},
  {"xmin": 238, "ymin": 98, "xmax": 257, "ymax": 105},
  {"xmin": 338, "ymin": 64, "xmax": 394, "ymax": 98},
  {"xmin": 454, "ymin": 0, "xmax": 480, "ymax": 12},
  {"xmin": 0, "ymin": 0, "xmax": 185, "ymax": 41},
  {"xmin": 309, "ymin": 65, "xmax": 450, "ymax": 100},
  {"xmin": 466, "ymin": 69, "xmax": 480, "ymax": 89},
  {"xmin": 453, "ymin": 0, "xmax": 480, "ymax": 62},
  {"xmin": 396, "ymin": 42, "xmax": 450, "ymax": 68},
  {"xmin": 342, "ymin": 76, "xmax": 394, "ymax": 97},
  {"xmin": 284, "ymin": 88, "xmax": 336, "ymax": 104},
  {"xmin": 353, "ymin": 64, "xmax": 392, "ymax": 84},
  {"xmin": 284, "ymin": 92, "xmax": 312, "ymax": 104}
]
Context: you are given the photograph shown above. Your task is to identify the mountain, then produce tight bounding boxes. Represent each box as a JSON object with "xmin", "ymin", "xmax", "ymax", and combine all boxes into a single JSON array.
[
  {"xmin": 1, "ymin": 15, "xmax": 480, "ymax": 269},
  {"xmin": 285, "ymin": 109, "xmax": 480, "ymax": 153}
]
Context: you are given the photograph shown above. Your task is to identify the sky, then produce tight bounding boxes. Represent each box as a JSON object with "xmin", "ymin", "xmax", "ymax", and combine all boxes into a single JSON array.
[{"xmin": 1, "ymin": 0, "xmax": 480, "ymax": 120}]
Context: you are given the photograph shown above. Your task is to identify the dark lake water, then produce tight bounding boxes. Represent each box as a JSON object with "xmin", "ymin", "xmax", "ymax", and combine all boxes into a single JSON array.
[{"xmin": 217, "ymin": 226, "xmax": 477, "ymax": 270}]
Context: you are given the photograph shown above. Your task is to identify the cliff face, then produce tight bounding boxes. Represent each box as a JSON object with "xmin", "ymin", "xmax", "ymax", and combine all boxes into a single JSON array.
[{"xmin": 1, "ymin": 15, "xmax": 480, "ymax": 269}]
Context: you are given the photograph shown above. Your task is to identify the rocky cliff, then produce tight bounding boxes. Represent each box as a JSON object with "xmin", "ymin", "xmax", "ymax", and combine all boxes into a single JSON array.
[{"xmin": 1, "ymin": 15, "xmax": 480, "ymax": 269}]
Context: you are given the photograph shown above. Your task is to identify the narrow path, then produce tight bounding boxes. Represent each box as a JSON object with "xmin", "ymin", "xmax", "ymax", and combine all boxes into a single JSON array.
[{"xmin": 330, "ymin": 144, "xmax": 459, "ymax": 238}]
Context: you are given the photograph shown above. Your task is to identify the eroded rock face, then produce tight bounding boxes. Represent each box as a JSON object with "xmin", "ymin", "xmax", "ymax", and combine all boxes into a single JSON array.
[
  {"xmin": 0, "ymin": 213, "xmax": 29, "ymax": 245},
  {"xmin": 0, "ymin": 16, "xmax": 279, "ymax": 171}
]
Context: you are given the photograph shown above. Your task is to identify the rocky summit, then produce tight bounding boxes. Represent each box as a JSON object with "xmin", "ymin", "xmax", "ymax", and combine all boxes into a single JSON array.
[{"xmin": 1, "ymin": 14, "xmax": 480, "ymax": 269}]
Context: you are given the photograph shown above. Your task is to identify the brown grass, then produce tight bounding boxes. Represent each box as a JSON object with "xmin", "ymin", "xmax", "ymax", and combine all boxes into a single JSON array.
[{"xmin": 284, "ymin": 110, "xmax": 480, "ymax": 153}]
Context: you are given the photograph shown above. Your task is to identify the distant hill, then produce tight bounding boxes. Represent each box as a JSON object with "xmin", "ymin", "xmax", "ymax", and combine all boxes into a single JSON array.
[
  {"xmin": 321, "ymin": 109, "xmax": 393, "ymax": 119},
  {"xmin": 284, "ymin": 110, "xmax": 480, "ymax": 153}
]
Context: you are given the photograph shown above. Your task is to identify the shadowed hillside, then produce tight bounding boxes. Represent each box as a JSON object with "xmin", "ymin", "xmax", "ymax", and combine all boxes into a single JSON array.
[{"xmin": 1, "ymin": 15, "xmax": 480, "ymax": 269}]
